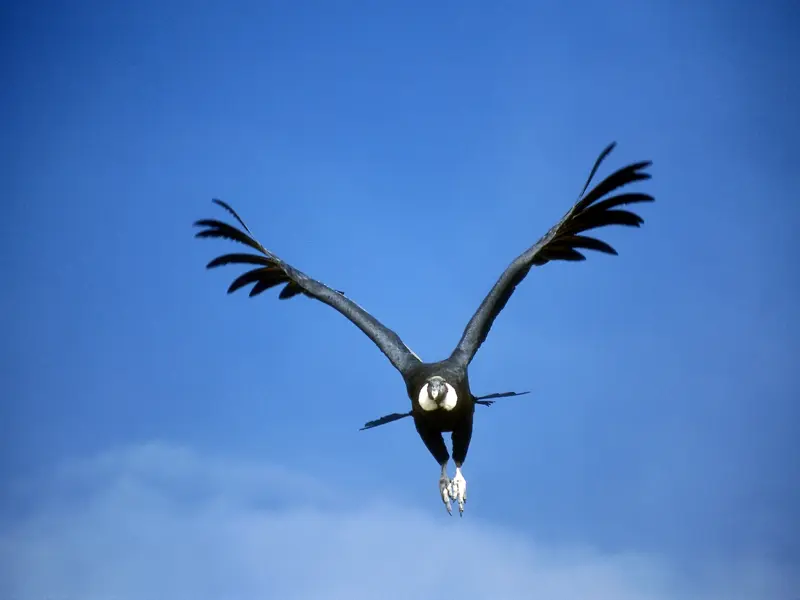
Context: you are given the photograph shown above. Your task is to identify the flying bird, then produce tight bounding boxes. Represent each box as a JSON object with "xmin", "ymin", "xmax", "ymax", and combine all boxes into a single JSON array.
[{"xmin": 194, "ymin": 142, "xmax": 654, "ymax": 516}]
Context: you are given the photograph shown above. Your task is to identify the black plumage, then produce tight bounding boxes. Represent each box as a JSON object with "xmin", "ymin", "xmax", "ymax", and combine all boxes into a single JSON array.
[{"xmin": 194, "ymin": 141, "xmax": 654, "ymax": 515}]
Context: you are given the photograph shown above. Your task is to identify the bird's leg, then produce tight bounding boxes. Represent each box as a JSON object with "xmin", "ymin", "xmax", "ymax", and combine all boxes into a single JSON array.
[
  {"xmin": 439, "ymin": 462, "xmax": 453, "ymax": 515},
  {"xmin": 450, "ymin": 419, "xmax": 472, "ymax": 516},
  {"xmin": 448, "ymin": 463, "xmax": 467, "ymax": 516},
  {"xmin": 415, "ymin": 423, "xmax": 454, "ymax": 515}
]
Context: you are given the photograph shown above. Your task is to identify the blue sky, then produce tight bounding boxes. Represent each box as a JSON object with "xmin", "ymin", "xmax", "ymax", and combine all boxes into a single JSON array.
[{"xmin": 3, "ymin": 0, "xmax": 799, "ymax": 597}]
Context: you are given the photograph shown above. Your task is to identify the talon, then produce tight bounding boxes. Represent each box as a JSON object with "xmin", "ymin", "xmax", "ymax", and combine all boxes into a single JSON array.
[
  {"xmin": 440, "ymin": 479, "xmax": 452, "ymax": 514},
  {"xmin": 439, "ymin": 466, "xmax": 452, "ymax": 515},
  {"xmin": 450, "ymin": 468, "xmax": 467, "ymax": 516}
]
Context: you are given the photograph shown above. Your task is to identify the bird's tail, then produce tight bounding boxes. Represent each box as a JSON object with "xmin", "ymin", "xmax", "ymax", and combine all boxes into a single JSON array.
[
  {"xmin": 473, "ymin": 390, "xmax": 530, "ymax": 406},
  {"xmin": 360, "ymin": 390, "xmax": 531, "ymax": 431}
]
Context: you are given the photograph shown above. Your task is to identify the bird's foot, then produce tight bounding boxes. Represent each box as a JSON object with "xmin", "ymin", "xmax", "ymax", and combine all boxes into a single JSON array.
[
  {"xmin": 439, "ymin": 468, "xmax": 453, "ymax": 515},
  {"xmin": 448, "ymin": 468, "xmax": 467, "ymax": 516}
]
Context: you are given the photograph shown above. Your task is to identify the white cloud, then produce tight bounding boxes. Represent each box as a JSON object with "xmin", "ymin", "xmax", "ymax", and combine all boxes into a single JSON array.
[{"xmin": 2, "ymin": 441, "xmax": 795, "ymax": 600}]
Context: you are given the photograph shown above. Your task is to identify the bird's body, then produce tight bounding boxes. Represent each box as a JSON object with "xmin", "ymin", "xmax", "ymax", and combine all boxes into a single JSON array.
[
  {"xmin": 194, "ymin": 142, "xmax": 654, "ymax": 515},
  {"xmin": 406, "ymin": 364, "xmax": 476, "ymax": 513},
  {"xmin": 407, "ymin": 362, "xmax": 469, "ymax": 424}
]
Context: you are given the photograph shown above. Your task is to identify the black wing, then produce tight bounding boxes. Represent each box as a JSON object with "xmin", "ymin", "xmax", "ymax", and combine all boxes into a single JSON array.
[
  {"xmin": 194, "ymin": 200, "xmax": 422, "ymax": 376},
  {"xmin": 450, "ymin": 142, "xmax": 654, "ymax": 368}
]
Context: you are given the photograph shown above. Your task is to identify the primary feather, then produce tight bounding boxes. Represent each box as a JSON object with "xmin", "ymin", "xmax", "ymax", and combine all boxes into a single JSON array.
[
  {"xmin": 450, "ymin": 142, "xmax": 654, "ymax": 366},
  {"xmin": 193, "ymin": 200, "xmax": 421, "ymax": 375}
]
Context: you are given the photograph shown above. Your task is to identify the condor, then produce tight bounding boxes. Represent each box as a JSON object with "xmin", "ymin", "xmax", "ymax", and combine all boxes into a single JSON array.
[{"xmin": 194, "ymin": 142, "xmax": 654, "ymax": 516}]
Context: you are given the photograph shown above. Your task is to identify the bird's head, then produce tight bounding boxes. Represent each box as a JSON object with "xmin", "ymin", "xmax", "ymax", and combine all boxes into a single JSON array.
[{"xmin": 426, "ymin": 376, "xmax": 449, "ymax": 405}]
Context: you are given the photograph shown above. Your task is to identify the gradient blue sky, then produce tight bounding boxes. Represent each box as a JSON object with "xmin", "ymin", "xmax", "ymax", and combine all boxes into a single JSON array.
[{"xmin": 3, "ymin": 0, "xmax": 799, "ymax": 597}]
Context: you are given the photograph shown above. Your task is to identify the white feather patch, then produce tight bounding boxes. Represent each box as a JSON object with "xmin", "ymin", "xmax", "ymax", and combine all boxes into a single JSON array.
[
  {"xmin": 417, "ymin": 382, "xmax": 459, "ymax": 411},
  {"xmin": 418, "ymin": 384, "xmax": 437, "ymax": 411},
  {"xmin": 442, "ymin": 383, "xmax": 458, "ymax": 411}
]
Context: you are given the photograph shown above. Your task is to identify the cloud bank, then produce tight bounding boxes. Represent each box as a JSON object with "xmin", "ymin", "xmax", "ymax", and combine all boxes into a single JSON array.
[{"xmin": 2, "ymin": 442, "xmax": 795, "ymax": 600}]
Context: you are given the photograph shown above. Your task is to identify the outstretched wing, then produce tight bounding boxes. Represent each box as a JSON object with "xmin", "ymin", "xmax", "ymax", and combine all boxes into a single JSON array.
[
  {"xmin": 450, "ymin": 142, "xmax": 654, "ymax": 367},
  {"xmin": 194, "ymin": 200, "xmax": 422, "ymax": 376}
]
